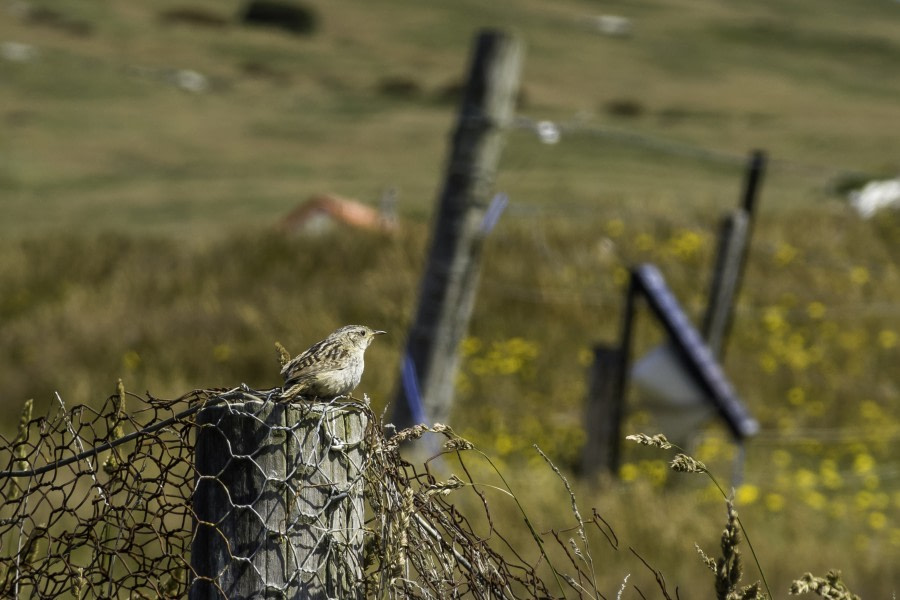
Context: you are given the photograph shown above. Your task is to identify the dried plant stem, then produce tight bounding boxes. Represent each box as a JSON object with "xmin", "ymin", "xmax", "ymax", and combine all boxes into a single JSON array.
[
  {"xmin": 703, "ymin": 475, "xmax": 770, "ymax": 599},
  {"xmin": 475, "ymin": 449, "xmax": 570, "ymax": 599},
  {"xmin": 627, "ymin": 433, "xmax": 772, "ymax": 600},
  {"xmin": 534, "ymin": 444, "xmax": 599, "ymax": 595}
]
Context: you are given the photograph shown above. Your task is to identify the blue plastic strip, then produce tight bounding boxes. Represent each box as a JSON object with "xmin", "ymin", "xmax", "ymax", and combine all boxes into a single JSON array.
[
  {"xmin": 481, "ymin": 192, "xmax": 509, "ymax": 234},
  {"xmin": 402, "ymin": 352, "xmax": 427, "ymax": 425}
]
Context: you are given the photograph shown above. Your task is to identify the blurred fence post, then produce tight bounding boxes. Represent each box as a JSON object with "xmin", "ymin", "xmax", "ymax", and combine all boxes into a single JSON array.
[
  {"xmin": 702, "ymin": 211, "xmax": 750, "ymax": 358},
  {"xmin": 190, "ymin": 399, "xmax": 367, "ymax": 600},
  {"xmin": 392, "ymin": 29, "xmax": 524, "ymax": 429},
  {"xmin": 580, "ymin": 345, "xmax": 627, "ymax": 477},
  {"xmin": 581, "ymin": 276, "xmax": 638, "ymax": 478},
  {"xmin": 702, "ymin": 149, "xmax": 766, "ymax": 358}
]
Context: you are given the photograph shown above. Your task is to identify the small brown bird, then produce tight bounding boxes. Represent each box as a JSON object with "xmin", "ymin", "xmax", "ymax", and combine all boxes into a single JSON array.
[{"xmin": 280, "ymin": 325, "xmax": 385, "ymax": 400}]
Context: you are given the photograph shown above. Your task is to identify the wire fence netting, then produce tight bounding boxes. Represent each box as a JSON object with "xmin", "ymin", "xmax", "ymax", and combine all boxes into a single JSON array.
[{"xmin": 0, "ymin": 384, "xmax": 561, "ymax": 599}]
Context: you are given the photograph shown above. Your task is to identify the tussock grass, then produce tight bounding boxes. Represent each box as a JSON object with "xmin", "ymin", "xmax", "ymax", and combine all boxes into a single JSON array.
[{"xmin": 1, "ymin": 206, "xmax": 897, "ymax": 594}]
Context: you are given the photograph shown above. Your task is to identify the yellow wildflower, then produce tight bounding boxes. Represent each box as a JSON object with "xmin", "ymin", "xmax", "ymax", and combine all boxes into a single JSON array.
[
  {"xmin": 850, "ymin": 266, "xmax": 870, "ymax": 285},
  {"xmin": 765, "ymin": 493, "xmax": 785, "ymax": 513},
  {"xmin": 878, "ymin": 329, "xmax": 898, "ymax": 349},
  {"xmin": 806, "ymin": 301, "xmax": 826, "ymax": 319},
  {"xmin": 735, "ymin": 484, "xmax": 760, "ymax": 505},
  {"xmin": 868, "ymin": 511, "xmax": 887, "ymax": 531}
]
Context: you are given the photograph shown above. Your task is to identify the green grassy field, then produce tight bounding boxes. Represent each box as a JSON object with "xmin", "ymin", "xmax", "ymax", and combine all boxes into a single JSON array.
[
  {"xmin": 1, "ymin": 0, "xmax": 899, "ymax": 596},
  {"xmin": 3, "ymin": 0, "xmax": 899, "ymax": 235}
]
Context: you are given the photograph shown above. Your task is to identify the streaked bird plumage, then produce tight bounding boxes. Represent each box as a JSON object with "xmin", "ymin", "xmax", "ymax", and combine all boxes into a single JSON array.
[{"xmin": 280, "ymin": 325, "xmax": 385, "ymax": 400}]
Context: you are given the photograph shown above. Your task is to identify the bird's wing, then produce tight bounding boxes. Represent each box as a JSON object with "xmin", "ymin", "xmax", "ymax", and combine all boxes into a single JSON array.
[{"xmin": 280, "ymin": 339, "xmax": 351, "ymax": 383}]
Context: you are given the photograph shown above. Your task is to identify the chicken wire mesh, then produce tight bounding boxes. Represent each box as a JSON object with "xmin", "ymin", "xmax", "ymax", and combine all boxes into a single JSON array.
[{"xmin": 0, "ymin": 383, "xmax": 559, "ymax": 599}]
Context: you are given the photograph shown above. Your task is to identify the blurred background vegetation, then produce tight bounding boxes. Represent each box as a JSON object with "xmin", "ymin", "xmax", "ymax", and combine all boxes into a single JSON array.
[{"xmin": 1, "ymin": 0, "xmax": 898, "ymax": 596}]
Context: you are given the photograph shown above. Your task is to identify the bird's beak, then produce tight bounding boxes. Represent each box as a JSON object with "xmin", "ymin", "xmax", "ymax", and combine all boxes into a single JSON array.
[{"xmin": 374, "ymin": 330, "xmax": 387, "ymax": 336}]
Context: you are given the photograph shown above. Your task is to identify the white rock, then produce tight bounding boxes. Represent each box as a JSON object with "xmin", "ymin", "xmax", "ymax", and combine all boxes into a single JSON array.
[
  {"xmin": 1, "ymin": 41, "xmax": 38, "ymax": 62},
  {"xmin": 849, "ymin": 178, "xmax": 900, "ymax": 218},
  {"xmin": 591, "ymin": 15, "xmax": 633, "ymax": 37}
]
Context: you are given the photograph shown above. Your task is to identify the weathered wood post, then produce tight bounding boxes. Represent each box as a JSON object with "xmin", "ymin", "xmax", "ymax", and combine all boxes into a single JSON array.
[
  {"xmin": 702, "ymin": 149, "xmax": 766, "ymax": 358},
  {"xmin": 579, "ymin": 345, "xmax": 627, "ymax": 477},
  {"xmin": 702, "ymin": 211, "xmax": 750, "ymax": 357},
  {"xmin": 190, "ymin": 396, "xmax": 368, "ymax": 599},
  {"xmin": 392, "ymin": 29, "xmax": 524, "ymax": 428},
  {"xmin": 580, "ymin": 276, "xmax": 638, "ymax": 478}
]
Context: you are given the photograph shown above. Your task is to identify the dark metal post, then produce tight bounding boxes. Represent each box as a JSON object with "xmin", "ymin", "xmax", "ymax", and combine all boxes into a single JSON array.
[{"xmin": 740, "ymin": 149, "xmax": 767, "ymax": 214}]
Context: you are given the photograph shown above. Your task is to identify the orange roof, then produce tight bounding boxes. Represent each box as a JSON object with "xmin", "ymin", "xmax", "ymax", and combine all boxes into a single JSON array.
[{"xmin": 278, "ymin": 193, "xmax": 397, "ymax": 234}]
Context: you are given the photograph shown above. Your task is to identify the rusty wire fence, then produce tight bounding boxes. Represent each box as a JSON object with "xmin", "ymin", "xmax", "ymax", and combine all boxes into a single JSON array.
[{"xmin": 0, "ymin": 384, "xmax": 581, "ymax": 599}]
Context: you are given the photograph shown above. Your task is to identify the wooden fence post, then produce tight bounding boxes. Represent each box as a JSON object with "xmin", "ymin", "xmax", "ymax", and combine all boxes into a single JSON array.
[
  {"xmin": 702, "ymin": 210, "xmax": 750, "ymax": 358},
  {"xmin": 392, "ymin": 29, "xmax": 524, "ymax": 429},
  {"xmin": 701, "ymin": 150, "xmax": 766, "ymax": 358},
  {"xmin": 581, "ymin": 276, "xmax": 638, "ymax": 478},
  {"xmin": 580, "ymin": 345, "xmax": 626, "ymax": 477},
  {"xmin": 190, "ymin": 399, "xmax": 367, "ymax": 600}
]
